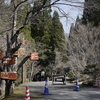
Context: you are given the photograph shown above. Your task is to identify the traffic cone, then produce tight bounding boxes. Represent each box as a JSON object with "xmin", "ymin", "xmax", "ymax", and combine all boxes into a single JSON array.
[
  {"xmin": 42, "ymin": 79, "xmax": 51, "ymax": 95},
  {"xmin": 93, "ymin": 76, "xmax": 99, "ymax": 88},
  {"xmin": 25, "ymin": 86, "xmax": 30, "ymax": 100},
  {"xmin": 73, "ymin": 78, "xmax": 81, "ymax": 91}
]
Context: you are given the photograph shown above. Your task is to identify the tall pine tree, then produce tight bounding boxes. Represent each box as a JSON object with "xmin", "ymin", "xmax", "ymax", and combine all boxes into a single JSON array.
[
  {"xmin": 31, "ymin": 2, "xmax": 67, "ymax": 75},
  {"xmin": 31, "ymin": 0, "xmax": 54, "ymax": 67},
  {"xmin": 52, "ymin": 11, "xmax": 65, "ymax": 51}
]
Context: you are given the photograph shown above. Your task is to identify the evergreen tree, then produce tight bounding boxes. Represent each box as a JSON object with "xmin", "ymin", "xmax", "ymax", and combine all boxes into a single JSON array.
[
  {"xmin": 31, "ymin": 1, "xmax": 67, "ymax": 76},
  {"xmin": 82, "ymin": 0, "xmax": 100, "ymax": 26},
  {"xmin": 52, "ymin": 11, "xmax": 67, "ymax": 63},
  {"xmin": 31, "ymin": 0, "xmax": 54, "ymax": 67},
  {"xmin": 52, "ymin": 11, "xmax": 65, "ymax": 51}
]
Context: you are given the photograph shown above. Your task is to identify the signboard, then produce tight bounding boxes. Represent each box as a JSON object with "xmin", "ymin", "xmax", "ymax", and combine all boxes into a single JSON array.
[
  {"xmin": 0, "ymin": 50, "xmax": 3, "ymax": 59},
  {"xmin": 30, "ymin": 52, "xmax": 39, "ymax": 60},
  {"xmin": 0, "ymin": 72, "xmax": 17, "ymax": 80},
  {"xmin": 2, "ymin": 57, "xmax": 16, "ymax": 65},
  {"xmin": 13, "ymin": 48, "xmax": 25, "ymax": 55}
]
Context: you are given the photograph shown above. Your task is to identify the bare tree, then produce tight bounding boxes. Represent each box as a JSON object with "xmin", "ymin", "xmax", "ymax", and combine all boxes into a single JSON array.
[
  {"xmin": 67, "ymin": 22, "xmax": 100, "ymax": 77},
  {"xmin": 0, "ymin": 0, "xmax": 86, "ymax": 98}
]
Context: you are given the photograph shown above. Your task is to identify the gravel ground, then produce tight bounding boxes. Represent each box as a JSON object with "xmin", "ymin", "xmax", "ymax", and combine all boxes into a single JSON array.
[{"xmin": 23, "ymin": 81, "xmax": 100, "ymax": 100}]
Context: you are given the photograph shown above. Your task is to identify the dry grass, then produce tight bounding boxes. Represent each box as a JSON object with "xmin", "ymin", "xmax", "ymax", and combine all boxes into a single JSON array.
[{"xmin": 2, "ymin": 83, "xmax": 44, "ymax": 100}]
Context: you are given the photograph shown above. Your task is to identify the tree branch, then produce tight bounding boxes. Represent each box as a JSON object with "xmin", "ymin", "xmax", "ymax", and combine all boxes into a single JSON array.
[{"xmin": 17, "ymin": 56, "xmax": 30, "ymax": 71}]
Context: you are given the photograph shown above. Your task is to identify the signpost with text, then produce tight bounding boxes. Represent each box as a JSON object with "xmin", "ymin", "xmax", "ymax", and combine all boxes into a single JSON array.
[
  {"xmin": 30, "ymin": 52, "xmax": 39, "ymax": 60},
  {"xmin": 0, "ymin": 72, "xmax": 17, "ymax": 80},
  {"xmin": 2, "ymin": 57, "xmax": 16, "ymax": 65}
]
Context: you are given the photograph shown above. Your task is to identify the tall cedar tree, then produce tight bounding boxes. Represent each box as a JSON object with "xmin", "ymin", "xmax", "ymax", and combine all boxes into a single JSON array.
[
  {"xmin": 31, "ymin": 1, "xmax": 66, "ymax": 68},
  {"xmin": 82, "ymin": 0, "xmax": 100, "ymax": 26},
  {"xmin": 52, "ymin": 11, "xmax": 65, "ymax": 52},
  {"xmin": 31, "ymin": 0, "xmax": 55, "ymax": 67},
  {"xmin": 52, "ymin": 11, "xmax": 67, "ymax": 63}
]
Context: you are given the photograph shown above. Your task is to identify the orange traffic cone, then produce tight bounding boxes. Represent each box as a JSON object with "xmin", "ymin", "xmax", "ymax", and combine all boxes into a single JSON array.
[
  {"xmin": 25, "ymin": 86, "xmax": 30, "ymax": 100},
  {"xmin": 93, "ymin": 76, "xmax": 99, "ymax": 88}
]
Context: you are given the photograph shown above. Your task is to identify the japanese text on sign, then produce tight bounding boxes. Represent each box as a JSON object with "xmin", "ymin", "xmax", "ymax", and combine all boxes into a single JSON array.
[
  {"xmin": 0, "ymin": 72, "xmax": 17, "ymax": 80},
  {"xmin": 30, "ymin": 52, "xmax": 39, "ymax": 60},
  {"xmin": 2, "ymin": 57, "xmax": 16, "ymax": 65}
]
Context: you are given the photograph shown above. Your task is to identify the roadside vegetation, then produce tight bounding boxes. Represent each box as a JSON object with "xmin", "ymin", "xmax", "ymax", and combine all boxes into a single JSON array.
[{"xmin": 2, "ymin": 83, "xmax": 44, "ymax": 100}]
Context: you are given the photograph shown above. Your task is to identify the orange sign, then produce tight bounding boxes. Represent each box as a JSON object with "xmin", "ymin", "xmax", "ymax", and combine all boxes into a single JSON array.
[
  {"xmin": 30, "ymin": 52, "xmax": 39, "ymax": 60},
  {"xmin": 2, "ymin": 57, "xmax": 16, "ymax": 65},
  {"xmin": 0, "ymin": 50, "xmax": 3, "ymax": 59},
  {"xmin": 0, "ymin": 72, "xmax": 17, "ymax": 80}
]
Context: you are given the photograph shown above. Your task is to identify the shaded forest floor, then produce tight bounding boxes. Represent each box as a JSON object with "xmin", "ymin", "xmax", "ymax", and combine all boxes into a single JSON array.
[{"xmin": 2, "ymin": 83, "xmax": 44, "ymax": 100}]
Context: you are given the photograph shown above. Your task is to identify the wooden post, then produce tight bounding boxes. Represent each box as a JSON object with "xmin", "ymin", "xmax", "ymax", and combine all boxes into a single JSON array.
[{"xmin": 22, "ymin": 64, "xmax": 26, "ymax": 83}]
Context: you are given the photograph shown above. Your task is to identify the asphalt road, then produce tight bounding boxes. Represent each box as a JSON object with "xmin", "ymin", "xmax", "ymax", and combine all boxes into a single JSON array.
[{"xmin": 23, "ymin": 81, "xmax": 100, "ymax": 100}]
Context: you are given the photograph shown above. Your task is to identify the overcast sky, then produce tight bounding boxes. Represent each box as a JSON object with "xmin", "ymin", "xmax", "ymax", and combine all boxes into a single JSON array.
[{"xmin": 51, "ymin": 0, "xmax": 85, "ymax": 34}]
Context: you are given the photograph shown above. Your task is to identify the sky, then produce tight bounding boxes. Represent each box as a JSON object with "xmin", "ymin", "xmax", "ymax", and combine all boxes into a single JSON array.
[
  {"xmin": 4, "ymin": 0, "xmax": 11, "ymax": 5},
  {"xmin": 5, "ymin": 0, "xmax": 84, "ymax": 34},
  {"xmin": 51, "ymin": 0, "xmax": 85, "ymax": 34}
]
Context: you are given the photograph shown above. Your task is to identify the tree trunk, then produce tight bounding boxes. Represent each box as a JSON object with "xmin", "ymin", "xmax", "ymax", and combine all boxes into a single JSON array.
[
  {"xmin": 4, "ymin": 33, "xmax": 15, "ymax": 98},
  {"xmin": 5, "ymin": 80, "xmax": 14, "ymax": 97}
]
